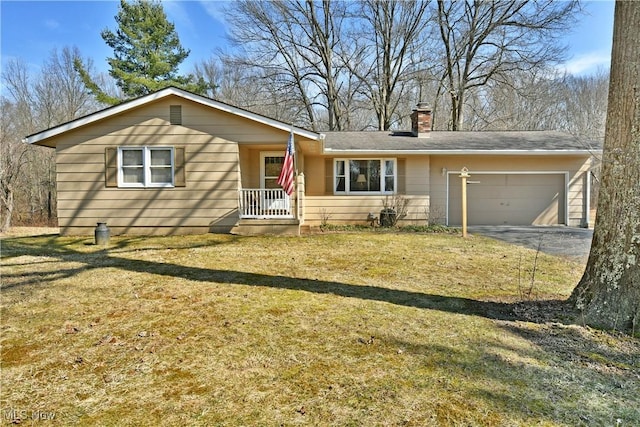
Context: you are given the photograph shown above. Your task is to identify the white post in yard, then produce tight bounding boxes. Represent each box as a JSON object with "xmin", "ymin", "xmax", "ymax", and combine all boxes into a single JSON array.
[
  {"xmin": 460, "ymin": 167, "xmax": 470, "ymax": 238},
  {"xmin": 297, "ymin": 173, "xmax": 305, "ymax": 223}
]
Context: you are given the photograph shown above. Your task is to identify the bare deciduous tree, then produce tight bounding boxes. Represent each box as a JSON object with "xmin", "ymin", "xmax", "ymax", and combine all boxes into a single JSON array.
[
  {"xmin": 0, "ymin": 99, "xmax": 29, "ymax": 231},
  {"xmin": 35, "ymin": 47, "xmax": 96, "ymax": 127},
  {"xmin": 1, "ymin": 48, "xmax": 99, "ymax": 230},
  {"xmin": 434, "ymin": 0, "xmax": 581, "ymax": 130},
  {"xmin": 347, "ymin": 0, "xmax": 429, "ymax": 130},
  {"xmin": 192, "ymin": 58, "xmax": 221, "ymax": 99},
  {"xmin": 463, "ymin": 68, "xmax": 607, "ymax": 135},
  {"xmin": 224, "ymin": 0, "xmax": 352, "ymax": 131},
  {"xmin": 561, "ymin": 71, "xmax": 609, "ymax": 140}
]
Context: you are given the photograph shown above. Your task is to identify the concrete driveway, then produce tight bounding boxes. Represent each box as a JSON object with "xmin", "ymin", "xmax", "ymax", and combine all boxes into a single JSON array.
[{"xmin": 468, "ymin": 226, "xmax": 593, "ymax": 261}]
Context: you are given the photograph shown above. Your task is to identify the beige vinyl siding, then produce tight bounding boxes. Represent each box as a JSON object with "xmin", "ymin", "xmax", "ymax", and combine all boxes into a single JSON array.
[
  {"xmin": 303, "ymin": 155, "xmax": 431, "ymax": 226},
  {"xmin": 304, "ymin": 196, "xmax": 429, "ymax": 226},
  {"xmin": 53, "ymin": 95, "xmax": 288, "ymax": 235},
  {"xmin": 238, "ymin": 147, "xmax": 268, "ymax": 188},
  {"xmin": 567, "ymin": 163, "xmax": 592, "ymax": 226},
  {"xmin": 429, "ymin": 155, "xmax": 592, "ymax": 227},
  {"xmin": 303, "ymin": 156, "xmax": 326, "ymax": 196},
  {"xmin": 404, "ymin": 156, "xmax": 429, "ymax": 195},
  {"xmin": 397, "ymin": 159, "xmax": 406, "ymax": 194}
]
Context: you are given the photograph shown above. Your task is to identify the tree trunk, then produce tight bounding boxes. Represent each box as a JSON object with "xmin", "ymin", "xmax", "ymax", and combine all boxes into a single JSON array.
[
  {"xmin": 569, "ymin": 1, "xmax": 640, "ymax": 335},
  {"xmin": 1, "ymin": 184, "xmax": 14, "ymax": 232}
]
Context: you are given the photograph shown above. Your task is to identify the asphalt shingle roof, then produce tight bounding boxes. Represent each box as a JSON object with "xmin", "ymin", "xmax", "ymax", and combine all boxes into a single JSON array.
[{"xmin": 322, "ymin": 130, "xmax": 602, "ymax": 153}]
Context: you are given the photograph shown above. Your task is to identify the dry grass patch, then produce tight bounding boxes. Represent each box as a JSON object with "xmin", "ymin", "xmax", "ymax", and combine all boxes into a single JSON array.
[{"xmin": 1, "ymin": 231, "xmax": 638, "ymax": 426}]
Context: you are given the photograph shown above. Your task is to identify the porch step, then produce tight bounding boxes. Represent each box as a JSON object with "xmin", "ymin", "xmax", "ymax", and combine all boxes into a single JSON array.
[{"xmin": 231, "ymin": 219, "xmax": 300, "ymax": 236}]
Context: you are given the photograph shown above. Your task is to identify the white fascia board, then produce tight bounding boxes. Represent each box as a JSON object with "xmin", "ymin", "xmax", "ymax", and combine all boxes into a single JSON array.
[
  {"xmin": 23, "ymin": 87, "xmax": 321, "ymax": 145},
  {"xmin": 24, "ymin": 88, "xmax": 178, "ymax": 145},
  {"xmin": 322, "ymin": 148, "xmax": 596, "ymax": 156}
]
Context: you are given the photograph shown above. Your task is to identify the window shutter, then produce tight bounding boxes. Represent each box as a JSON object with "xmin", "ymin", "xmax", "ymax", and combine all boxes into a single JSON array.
[
  {"xmin": 174, "ymin": 146, "xmax": 186, "ymax": 187},
  {"xmin": 105, "ymin": 147, "xmax": 118, "ymax": 187},
  {"xmin": 170, "ymin": 105, "xmax": 182, "ymax": 125}
]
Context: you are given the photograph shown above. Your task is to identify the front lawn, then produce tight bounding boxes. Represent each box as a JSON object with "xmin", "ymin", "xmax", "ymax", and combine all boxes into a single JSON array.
[{"xmin": 1, "ymin": 231, "xmax": 638, "ymax": 426}]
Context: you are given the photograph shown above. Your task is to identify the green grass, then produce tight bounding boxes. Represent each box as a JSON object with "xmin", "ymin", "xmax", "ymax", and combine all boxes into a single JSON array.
[{"xmin": 1, "ymin": 231, "xmax": 638, "ymax": 426}]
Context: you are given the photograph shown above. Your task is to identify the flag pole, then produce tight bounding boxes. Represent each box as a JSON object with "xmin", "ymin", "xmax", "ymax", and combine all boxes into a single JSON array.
[
  {"xmin": 291, "ymin": 124, "xmax": 298, "ymax": 177},
  {"xmin": 290, "ymin": 124, "xmax": 298, "ymax": 220}
]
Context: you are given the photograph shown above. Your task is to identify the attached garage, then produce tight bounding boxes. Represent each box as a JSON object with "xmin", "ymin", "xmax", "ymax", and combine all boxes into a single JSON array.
[{"xmin": 447, "ymin": 172, "xmax": 567, "ymax": 226}]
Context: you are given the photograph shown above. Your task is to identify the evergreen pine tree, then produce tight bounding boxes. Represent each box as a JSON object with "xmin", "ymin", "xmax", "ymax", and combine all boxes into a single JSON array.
[{"xmin": 75, "ymin": 0, "xmax": 208, "ymax": 104}]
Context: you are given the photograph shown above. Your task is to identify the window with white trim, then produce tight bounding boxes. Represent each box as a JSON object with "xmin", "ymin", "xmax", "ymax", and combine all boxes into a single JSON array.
[
  {"xmin": 334, "ymin": 159, "xmax": 397, "ymax": 194},
  {"xmin": 263, "ymin": 155, "xmax": 285, "ymax": 189},
  {"xmin": 118, "ymin": 147, "xmax": 175, "ymax": 187}
]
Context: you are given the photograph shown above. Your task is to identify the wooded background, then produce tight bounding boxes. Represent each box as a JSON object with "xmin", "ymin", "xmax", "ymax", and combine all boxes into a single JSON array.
[{"xmin": 1, "ymin": 0, "xmax": 607, "ymax": 230}]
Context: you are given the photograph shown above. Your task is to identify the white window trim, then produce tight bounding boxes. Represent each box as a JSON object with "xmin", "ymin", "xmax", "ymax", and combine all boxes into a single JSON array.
[
  {"xmin": 260, "ymin": 151, "xmax": 285, "ymax": 189},
  {"xmin": 334, "ymin": 158, "xmax": 397, "ymax": 195},
  {"xmin": 117, "ymin": 146, "xmax": 175, "ymax": 188}
]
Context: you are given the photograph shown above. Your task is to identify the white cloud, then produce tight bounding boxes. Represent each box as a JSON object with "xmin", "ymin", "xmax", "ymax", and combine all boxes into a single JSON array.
[
  {"xmin": 44, "ymin": 19, "xmax": 60, "ymax": 30},
  {"xmin": 559, "ymin": 51, "xmax": 611, "ymax": 75},
  {"xmin": 198, "ymin": 1, "xmax": 228, "ymax": 31},
  {"xmin": 163, "ymin": 1, "xmax": 195, "ymax": 33}
]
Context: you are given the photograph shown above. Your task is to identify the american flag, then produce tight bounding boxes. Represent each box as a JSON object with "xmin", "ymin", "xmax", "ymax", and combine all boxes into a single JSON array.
[{"xmin": 277, "ymin": 131, "xmax": 295, "ymax": 195}]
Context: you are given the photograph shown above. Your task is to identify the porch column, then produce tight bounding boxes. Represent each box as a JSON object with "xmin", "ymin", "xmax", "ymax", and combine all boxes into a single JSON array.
[{"xmin": 296, "ymin": 173, "xmax": 305, "ymax": 224}]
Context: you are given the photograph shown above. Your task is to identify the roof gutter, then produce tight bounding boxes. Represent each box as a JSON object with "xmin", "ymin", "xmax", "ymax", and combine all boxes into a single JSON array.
[{"xmin": 322, "ymin": 148, "xmax": 599, "ymax": 156}]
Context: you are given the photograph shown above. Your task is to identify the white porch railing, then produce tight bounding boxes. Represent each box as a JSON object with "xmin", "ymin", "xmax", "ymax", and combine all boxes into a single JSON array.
[{"xmin": 238, "ymin": 189, "xmax": 294, "ymax": 219}]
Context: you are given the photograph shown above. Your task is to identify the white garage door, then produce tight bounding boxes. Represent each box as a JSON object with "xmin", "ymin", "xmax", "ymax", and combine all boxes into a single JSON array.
[{"xmin": 448, "ymin": 173, "xmax": 566, "ymax": 226}]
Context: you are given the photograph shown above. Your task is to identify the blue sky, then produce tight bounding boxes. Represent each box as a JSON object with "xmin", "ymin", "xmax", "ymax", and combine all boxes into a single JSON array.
[
  {"xmin": 0, "ymin": 0, "xmax": 230, "ymax": 76},
  {"xmin": 1, "ymin": 0, "xmax": 615, "ymax": 79}
]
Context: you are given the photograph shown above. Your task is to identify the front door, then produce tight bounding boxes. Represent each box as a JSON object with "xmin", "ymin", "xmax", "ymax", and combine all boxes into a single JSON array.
[
  {"xmin": 263, "ymin": 153, "xmax": 285, "ymax": 190},
  {"xmin": 261, "ymin": 152, "xmax": 291, "ymax": 214}
]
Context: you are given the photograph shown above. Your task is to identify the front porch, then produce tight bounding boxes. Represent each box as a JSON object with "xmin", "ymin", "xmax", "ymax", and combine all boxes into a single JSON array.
[
  {"xmin": 231, "ymin": 188, "xmax": 303, "ymax": 236},
  {"xmin": 238, "ymin": 188, "xmax": 295, "ymax": 219}
]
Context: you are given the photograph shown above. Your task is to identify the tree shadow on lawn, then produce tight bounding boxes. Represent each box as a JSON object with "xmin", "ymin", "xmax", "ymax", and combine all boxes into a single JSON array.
[
  {"xmin": 2, "ymin": 235, "xmax": 576, "ymax": 325},
  {"xmin": 4, "ymin": 236, "xmax": 638, "ymax": 425},
  {"xmin": 385, "ymin": 329, "xmax": 639, "ymax": 425}
]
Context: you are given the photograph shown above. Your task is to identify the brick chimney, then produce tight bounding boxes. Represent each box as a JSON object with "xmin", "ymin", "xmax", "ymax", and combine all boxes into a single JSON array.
[{"xmin": 411, "ymin": 102, "xmax": 432, "ymax": 138}]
